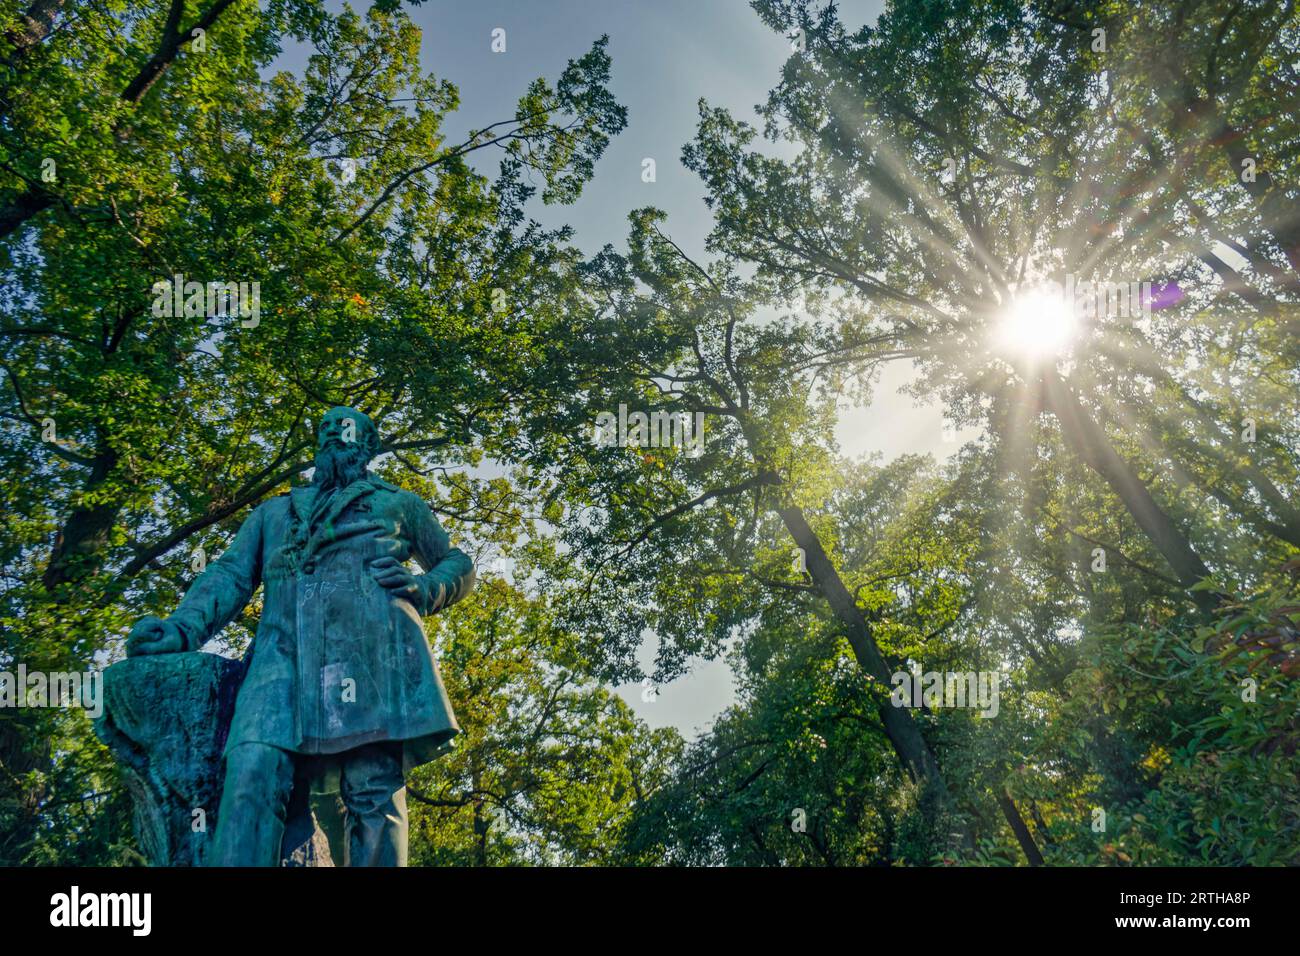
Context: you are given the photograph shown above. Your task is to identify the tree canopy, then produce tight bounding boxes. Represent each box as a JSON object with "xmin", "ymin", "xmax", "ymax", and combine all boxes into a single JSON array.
[{"xmin": 2, "ymin": 0, "xmax": 1297, "ymax": 867}]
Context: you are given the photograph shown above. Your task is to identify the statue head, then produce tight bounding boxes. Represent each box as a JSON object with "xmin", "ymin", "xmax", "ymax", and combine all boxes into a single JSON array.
[{"xmin": 313, "ymin": 406, "xmax": 380, "ymax": 490}]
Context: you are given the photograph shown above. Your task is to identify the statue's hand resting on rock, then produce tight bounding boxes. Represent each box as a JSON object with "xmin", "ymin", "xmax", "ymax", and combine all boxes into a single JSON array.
[{"xmin": 127, "ymin": 614, "xmax": 186, "ymax": 657}]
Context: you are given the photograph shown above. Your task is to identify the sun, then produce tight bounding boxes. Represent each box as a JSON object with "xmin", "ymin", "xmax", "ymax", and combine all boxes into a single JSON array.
[{"xmin": 994, "ymin": 284, "xmax": 1079, "ymax": 362}]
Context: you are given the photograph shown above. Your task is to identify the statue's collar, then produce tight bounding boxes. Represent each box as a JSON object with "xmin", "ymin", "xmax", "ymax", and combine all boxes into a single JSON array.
[{"xmin": 289, "ymin": 474, "xmax": 385, "ymax": 532}]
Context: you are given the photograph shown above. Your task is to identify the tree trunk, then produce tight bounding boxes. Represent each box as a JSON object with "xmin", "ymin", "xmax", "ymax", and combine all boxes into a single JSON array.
[
  {"xmin": 775, "ymin": 503, "xmax": 970, "ymax": 848},
  {"xmin": 471, "ymin": 763, "xmax": 488, "ymax": 866},
  {"xmin": 1, "ymin": 0, "xmax": 65, "ymax": 65},
  {"xmin": 41, "ymin": 449, "xmax": 121, "ymax": 592},
  {"xmin": 1040, "ymin": 370, "xmax": 1217, "ymax": 610},
  {"xmin": 996, "ymin": 788, "xmax": 1045, "ymax": 866},
  {"xmin": 1110, "ymin": 357, "xmax": 1300, "ymax": 549},
  {"xmin": 1186, "ymin": 97, "xmax": 1300, "ymax": 277},
  {"xmin": 0, "ymin": 188, "xmax": 54, "ymax": 241}
]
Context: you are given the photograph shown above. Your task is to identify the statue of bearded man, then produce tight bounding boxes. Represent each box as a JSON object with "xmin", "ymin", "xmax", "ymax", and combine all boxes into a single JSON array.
[{"xmin": 125, "ymin": 407, "xmax": 475, "ymax": 866}]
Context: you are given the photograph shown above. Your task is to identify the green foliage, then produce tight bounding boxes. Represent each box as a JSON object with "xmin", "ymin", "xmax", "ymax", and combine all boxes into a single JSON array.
[
  {"xmin": 409, "ymin": 578, "xmax": 680, "ymax": 865},
  {"xmin": 1052, "ymin": 579, "xmax": 1300, "ymax": 865},
  {"xmin": 2, "ymin": 0, "xmax": 1298, "ymax": 867},
  {"xmin": 1, "ymin": 0, "xmax": 634, "ymax": 865}
]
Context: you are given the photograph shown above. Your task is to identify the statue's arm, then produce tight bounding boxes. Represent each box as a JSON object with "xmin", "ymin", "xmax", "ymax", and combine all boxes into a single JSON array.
[
  {"xmin": 407, "ymin": 494, "xmax": 475, "ymax": 616},
  {"xmin": 166, "ymin": 503, "xmax": 267, "ymax": 651}
]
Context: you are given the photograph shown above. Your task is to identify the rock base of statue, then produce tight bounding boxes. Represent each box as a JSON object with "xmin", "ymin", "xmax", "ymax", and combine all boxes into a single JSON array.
[{"xmin": 94, "ymin": 652, "xmax": 337, "ymax": 866}]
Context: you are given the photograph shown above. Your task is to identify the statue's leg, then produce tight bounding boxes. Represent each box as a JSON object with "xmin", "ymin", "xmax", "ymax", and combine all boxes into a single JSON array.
[
  {"xmin": 338, "ymin": 742, "xmax": 407, "ymax": 867},
  {"xmin": 211, "ymin": 742, "xmax": 295, "ymax": 866}
]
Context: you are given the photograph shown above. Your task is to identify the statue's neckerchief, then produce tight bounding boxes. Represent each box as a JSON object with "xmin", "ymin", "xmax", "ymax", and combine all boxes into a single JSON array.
[
  {"xmin": 308, "ymin": 483, "xmax": 338, "ymax": 533},
  {"xmin": 285, "ymin": 474, "xmax": 387, "ymax": 572},
  {"xmin": 286, "ymin": 480, "xmax": 350, "ymax": 571}
]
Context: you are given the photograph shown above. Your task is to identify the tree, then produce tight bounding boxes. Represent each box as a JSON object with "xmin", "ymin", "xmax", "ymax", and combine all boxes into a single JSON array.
[
  {"xmin": 408, "ymin": 577, "xmax": 681, "ymax": 865},
  {"xmin": 0, "ymin": 2, "xmax": 627, "ymax": 863},
  {"xmin": 682, "ymin": 0, "xmax": 1300, "ymax": 610},
  {"xmin": 521, "ymin": 209, "xmax": 976, "ymax": 852}
]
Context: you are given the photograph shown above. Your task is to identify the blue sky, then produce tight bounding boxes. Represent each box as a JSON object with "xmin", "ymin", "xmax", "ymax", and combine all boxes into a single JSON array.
[{"xmin": 409, "ymin": 0, "xmax": 884, "ymax": 261}]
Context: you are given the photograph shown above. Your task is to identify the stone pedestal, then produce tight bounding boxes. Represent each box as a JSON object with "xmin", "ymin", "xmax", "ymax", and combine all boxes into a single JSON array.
[{"xmin": 94, "ymin": 652, "xmax": 334, "ymax": 866}]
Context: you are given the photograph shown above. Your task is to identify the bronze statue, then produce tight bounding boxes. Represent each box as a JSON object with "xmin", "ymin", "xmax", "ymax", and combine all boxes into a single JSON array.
[{"xmin": 123, "ymin": 407, "xmax": 475, "ymax": 866}]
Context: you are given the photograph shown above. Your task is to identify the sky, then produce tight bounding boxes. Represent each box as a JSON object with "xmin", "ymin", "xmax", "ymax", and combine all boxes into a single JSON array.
[{"xmin": 279, "ymin": 1, "xmax": 991, "ymax": 739}]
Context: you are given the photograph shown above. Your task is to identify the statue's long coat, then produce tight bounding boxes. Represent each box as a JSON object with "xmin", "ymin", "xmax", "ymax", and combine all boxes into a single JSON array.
[{"xmin": 169, "ymin": 474, "xmax": 474, "ymax": 770}]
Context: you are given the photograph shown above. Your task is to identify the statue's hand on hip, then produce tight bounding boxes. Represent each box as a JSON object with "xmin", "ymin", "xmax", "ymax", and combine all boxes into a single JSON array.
[
  {"xmin": 368, "ymin": 555, "xmax": 421, "ymax": 603},
  {"xmin": 126, "ymin": 615, "xmax": 187, "ymax": 657}
]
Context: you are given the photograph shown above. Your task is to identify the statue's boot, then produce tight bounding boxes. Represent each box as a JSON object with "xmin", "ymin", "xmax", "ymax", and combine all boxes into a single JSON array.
[
  {"xmin": 211, "ymin": 742, "xmax": 295, "ymax": 866},
  {"xmin": 339, "ymin": 742, "xmax": 407, "ymax": 866}
]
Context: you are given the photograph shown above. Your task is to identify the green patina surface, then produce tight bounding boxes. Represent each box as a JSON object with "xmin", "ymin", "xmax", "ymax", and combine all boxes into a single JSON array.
[{"xmin": 103, "ymin": 407, "xmax": 475, "ymax": 866}]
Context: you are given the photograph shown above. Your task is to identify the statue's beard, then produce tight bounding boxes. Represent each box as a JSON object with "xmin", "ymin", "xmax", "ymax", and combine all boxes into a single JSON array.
[{"xmin": 312, "ymin": 442, "xmax": 372, "ymax": 492}]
